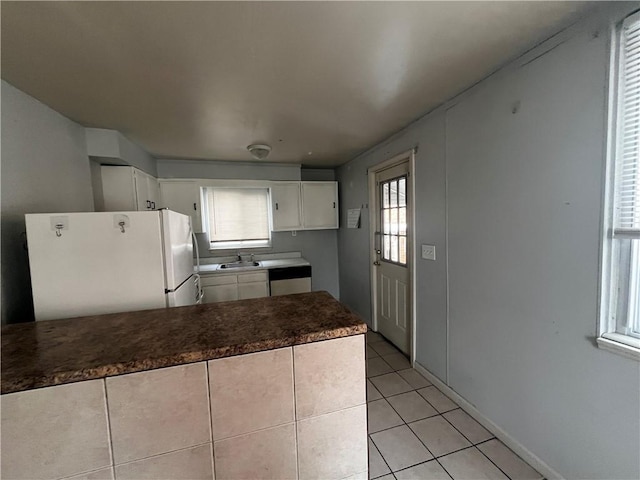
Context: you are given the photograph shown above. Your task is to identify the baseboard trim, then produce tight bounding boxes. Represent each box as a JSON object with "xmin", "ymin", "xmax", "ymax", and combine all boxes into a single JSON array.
[{"xmin": 413, "ymin": 362, "xmax": 564, "ymax": 480}]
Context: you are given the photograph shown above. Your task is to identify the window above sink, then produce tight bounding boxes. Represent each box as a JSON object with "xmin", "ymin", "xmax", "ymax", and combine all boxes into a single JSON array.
[{"xmin": 202, "ymin": 186, "xmax": 272, "ymax": 251}]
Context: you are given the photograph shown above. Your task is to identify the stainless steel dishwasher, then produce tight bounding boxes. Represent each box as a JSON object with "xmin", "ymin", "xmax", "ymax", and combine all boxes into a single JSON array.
[{"xmin": 268, "ymin": 266, "xmax": 312, "ymax": 296}]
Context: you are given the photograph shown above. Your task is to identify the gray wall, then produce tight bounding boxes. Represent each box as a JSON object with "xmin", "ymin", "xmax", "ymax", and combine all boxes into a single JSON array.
[
  {"xmin": 85, "ymin": 129, "xmax": 158, "ymax": 210},
  {"xmin": 337, "ymin": 114, "xmax": 448, "ymax": 379},
  {"xmin": 337, "ymin": 5, "xmax": 639, "ymax": 479},
  {"xmin": 157, "ymin": 159, "xmax": 300, "ymax": 181},
  {"xmin": 85, "ymin": 128, "xmax": 158, "ymax": 176},
  {"xmin": 168, "ymin": 159, "xmax": 340, "ymax": 298},
  {"xmin": 1, "ymin": 80, "xmax": 94, "ymax": 323},
  {"xmin": 300, "ymin": 168, "xmax": 336, "ymax": 181}
]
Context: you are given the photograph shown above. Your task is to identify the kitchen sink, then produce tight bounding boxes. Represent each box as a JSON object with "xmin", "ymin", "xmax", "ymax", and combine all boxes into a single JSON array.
[{"xmin": 218, "ymin": 261, "xmax": 261, "ymax": 270}]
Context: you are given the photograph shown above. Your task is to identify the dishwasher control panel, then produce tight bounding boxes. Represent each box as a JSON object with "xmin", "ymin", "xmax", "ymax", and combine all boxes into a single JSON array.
[{"xmin": 268, "ymin": 266, "xmax": 312, "ymax": 296}]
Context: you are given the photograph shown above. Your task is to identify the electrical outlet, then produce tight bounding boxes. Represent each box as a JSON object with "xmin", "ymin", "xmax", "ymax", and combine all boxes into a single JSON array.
[{"xmin": 421, "ymin": 244, "xmax": 436, "ymax": 261}]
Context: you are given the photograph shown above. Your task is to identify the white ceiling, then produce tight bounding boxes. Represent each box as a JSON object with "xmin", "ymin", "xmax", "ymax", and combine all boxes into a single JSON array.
[{"xmin": 1, "ymin": 2, "xmax": 594, "ymax": 167}]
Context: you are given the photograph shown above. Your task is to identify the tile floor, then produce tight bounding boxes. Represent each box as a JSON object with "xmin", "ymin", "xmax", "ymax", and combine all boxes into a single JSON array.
[{"xmin": 366, "ymin": 331, "xmax": 544, "ymax": 480}]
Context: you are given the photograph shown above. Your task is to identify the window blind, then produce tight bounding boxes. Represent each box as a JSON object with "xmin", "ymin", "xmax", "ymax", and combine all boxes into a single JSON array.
[
  {"xmin": 615, "ymin": 12, "xmax": 640, "ymax": 236},
  {"xmin": 206, "ymin": 188, "xmax": 270, "ymax": 242}
]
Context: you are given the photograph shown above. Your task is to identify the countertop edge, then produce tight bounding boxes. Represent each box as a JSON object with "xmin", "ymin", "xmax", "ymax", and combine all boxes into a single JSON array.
[{"xmin": 1, "ymin": 322, "xmax": 366, "ymax": 395}]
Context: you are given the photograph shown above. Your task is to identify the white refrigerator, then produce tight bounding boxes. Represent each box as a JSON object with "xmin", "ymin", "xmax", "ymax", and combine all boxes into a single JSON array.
[{"xmin": 25, "ymin": 209, "xmax": 202, "ymax": 321}]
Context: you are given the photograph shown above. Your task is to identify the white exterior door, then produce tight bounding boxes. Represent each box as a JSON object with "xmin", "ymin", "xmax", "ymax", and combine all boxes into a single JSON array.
[{"xmin": 374, "ymin": 162, "xmax": 410, "ymax": 354}]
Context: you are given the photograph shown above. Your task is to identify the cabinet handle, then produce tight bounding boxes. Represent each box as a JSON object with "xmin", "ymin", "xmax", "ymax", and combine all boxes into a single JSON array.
[
  {"xmin": 146, "ymin": 200, "xmax": 151, "ymax": 209},
  {"xmin": 193, "ymin": 203, "xmax": 197, "ymax": 211},
  {"xmin": 333, "ymin": 202, "xmax": 336, "ymax": 208},
  {"xmin": 151, "ymin": 202, "xmax": 156, "ymax": 210},
  {"xmin": 275, "ymin": 203, "xmax": 279, "ymax": 210}
]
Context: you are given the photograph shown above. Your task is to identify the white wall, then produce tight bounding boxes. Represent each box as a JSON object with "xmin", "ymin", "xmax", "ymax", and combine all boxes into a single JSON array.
[
  {"xmin": 1, "ymin": 80, "xmax": 94, "ymax": 323},
  {"xmin": 337, "ymin": 4, "xmax": 640, "ymax": 478}
]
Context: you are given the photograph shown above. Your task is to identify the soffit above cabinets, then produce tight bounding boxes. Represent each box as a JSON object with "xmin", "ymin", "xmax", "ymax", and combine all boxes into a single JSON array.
[{"xmin": 1, "ymin": 2, "xmax": 594, "ymax": 167}]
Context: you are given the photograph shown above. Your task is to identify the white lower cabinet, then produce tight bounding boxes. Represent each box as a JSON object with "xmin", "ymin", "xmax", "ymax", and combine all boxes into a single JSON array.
[
  {"xmin": 238, "ymin": 281, "xmax": 269, "ymax": 300},
  {"xmin": 201, "ymin": 271, "xmax": 268, "ymax": 304},
  {"xmin": 203, "ymin": 283, "xmax": 238, "ymax": 303}
]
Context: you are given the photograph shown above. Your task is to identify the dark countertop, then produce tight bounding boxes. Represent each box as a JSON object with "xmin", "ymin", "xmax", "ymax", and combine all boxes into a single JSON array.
[{"xmin": 1, "ymin": 291, "xmax": 366, "ymax": 394}]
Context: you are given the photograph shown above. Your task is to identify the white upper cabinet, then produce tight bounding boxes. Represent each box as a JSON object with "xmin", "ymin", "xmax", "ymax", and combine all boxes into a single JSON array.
[
  {"xmin": 270, "ymin": 181, "xmax": 338, "ymax": 231},
  {"xmin": 158, "ymin": 181, "xmax": 203, "ymax": 233},
  {"xmin": 101, "ymin": 166, "xmax": 158, "ymax": 211},
  {"xmin": 301, "ymin": 182, "xmax": 338, "ymax": 229},
  {"xmin": 146, "ymin": 174, "xmax": 160, "ymax": 208},
  {"xmin": 271, "ymin": 182, "xmax": 303, "ymax": 231}
]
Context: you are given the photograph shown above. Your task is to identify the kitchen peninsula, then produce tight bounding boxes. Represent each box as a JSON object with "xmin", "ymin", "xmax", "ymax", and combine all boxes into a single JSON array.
[{"xmin": 1, "ymin": 291, "xmax": 368, "ymax": 480}]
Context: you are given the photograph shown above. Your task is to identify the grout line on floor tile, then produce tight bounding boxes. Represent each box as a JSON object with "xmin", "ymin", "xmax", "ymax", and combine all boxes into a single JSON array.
[
  {"xmin": 475, "ymin": 443, "xmax": 517, "ymax": 480},
  {"xmin": 375, "ymin": 387, "xmax": 445, "ymax": 474},
  {"xmin": 368, "ymin": 435, "xmax": 394, "ymax": 480},
  {"xmin": 440, "ymin": 409, "xmax": 486, "ymax": 446},
  {"xmin": 431, "ymin": 443, "xmax": 479, "ymax": 460},
  {"xmin": 391, "ymin": 458, "xmax": 455, "ymax": 480},
  {"xmin": 473, "ymin": 437, "xmax": 496, "ymax": 447},
  {"xmin": 368, "ymin": 367, "xmax": 528, "ymax": 480},
  {"xmin": 376, "ymin": 371, "xmax": 457, "ymax": 479}
]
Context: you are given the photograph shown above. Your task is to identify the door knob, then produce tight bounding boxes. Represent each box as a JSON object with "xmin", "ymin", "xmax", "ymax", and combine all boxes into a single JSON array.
[{"xmin": 373, "ymin": 261, "xmax": 381, "ymax": 266}]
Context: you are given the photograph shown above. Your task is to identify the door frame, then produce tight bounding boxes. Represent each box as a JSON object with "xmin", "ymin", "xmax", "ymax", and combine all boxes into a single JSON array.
[{"xmin": 368, "ymin": 148, "xmax": 417, "ymax": 365}]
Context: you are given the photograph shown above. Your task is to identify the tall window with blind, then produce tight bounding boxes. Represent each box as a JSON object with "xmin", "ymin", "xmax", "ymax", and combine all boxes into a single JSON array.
[
  {"xmin": 600, "ymin": 11, "xmax": 640, "ymax": 357},
  {"xmin": 204, "ymin": 187, "xmax": 271, "ymax": 249}
]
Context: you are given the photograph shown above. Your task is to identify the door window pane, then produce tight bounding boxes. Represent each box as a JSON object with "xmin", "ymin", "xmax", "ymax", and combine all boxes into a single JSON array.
[
  {"xmin": 390, "ymin": 235, "xmax": 399, "ymax": 262},
  {"xmin": 390, "ymin": 208, "xmax": 398, "ymax": 234},
  {"xmin": 383, "ymin": 209, "xmax": 390, "ymax": 234},
  {"xmin": 383, "ymin": 235, "xmax": 391, "ymax": 260},
  {"xmin": 383, "ymin": 183, "xmax": 389, "ymax": 208},
  {"xmin": 399, "ymin": 208, "xmax": 407, "ymax": 235},
  {"xmin": 399, "ymin": 178, "xmax": 406, "ymax": 207},
  {"xmin": 400, "ymin": 236, "xmax": 407, "ymax": 264},
  {"xmin": 390, "ymin": 180, "xmax": 398, "ymax": 207}
]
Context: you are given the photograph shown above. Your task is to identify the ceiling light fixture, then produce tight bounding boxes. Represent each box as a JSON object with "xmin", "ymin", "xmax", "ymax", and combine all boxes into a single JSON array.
[{"xmin": 247, "ymin": 144, "xmax": 271, "ymax": 161}]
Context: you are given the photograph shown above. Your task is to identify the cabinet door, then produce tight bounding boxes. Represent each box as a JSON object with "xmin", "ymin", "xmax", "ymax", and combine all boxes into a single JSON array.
[
  {"xmin": 301, "ymin": 182, "xmax": 338, "ymax": 229},
  {"xmin": 159, "ymin": 182, "xmax": 203, "ymax": 233},
  {"xmin": 238, "ymin": 281, "xmax": 269, "ymax": 300},
  {"xmin": 271, "ymin": 182, "xmax": 302, "ymax": 231},
  {"xmin": 147, "ymin": 175, "xmax": 160, "ymax": 210},
  {"xmin": 202, "ymin": 284, "xmax": 238, "ymax": 303},
  {"xmin": 134, "ymin": 170, "xmax": 151, "ymax": 210},
  {"xmin": 101, "ymin": 166, "xmax": 138, "ymax": 211}
]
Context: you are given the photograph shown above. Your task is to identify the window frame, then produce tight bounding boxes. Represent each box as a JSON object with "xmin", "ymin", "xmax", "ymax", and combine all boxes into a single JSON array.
[
  {"xmin": 599, "ymin": 10, "xmax": 640, "ymax": 361},
  {"xmin": 380, "ymin": 175, "xmax": 408, "ymax": 266},
  {"xmin": 201, "ymin": 181, "xmax": 273, "ymax": 252}
]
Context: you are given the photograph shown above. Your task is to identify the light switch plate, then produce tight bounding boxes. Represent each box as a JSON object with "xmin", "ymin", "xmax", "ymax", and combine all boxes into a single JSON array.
[{"xmin": 421, "ymin": 244, "xmax": 436, "ymax": 261}]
